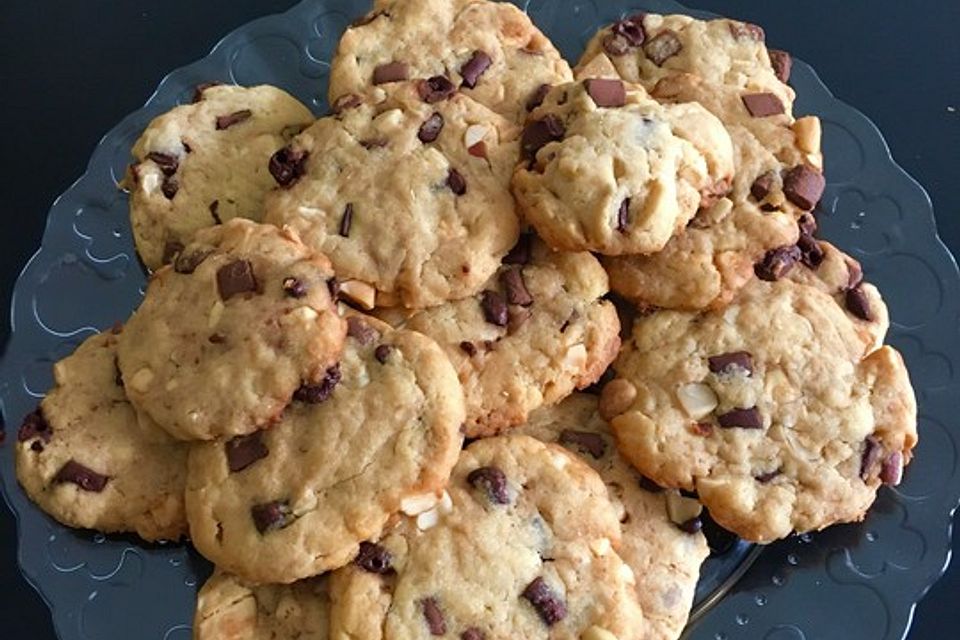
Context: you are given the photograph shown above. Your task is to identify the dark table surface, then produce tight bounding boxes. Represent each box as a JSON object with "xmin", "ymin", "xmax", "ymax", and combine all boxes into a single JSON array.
[{"xmin": 1, "ymin": 1, "xmax": 958, "ymax": 637}]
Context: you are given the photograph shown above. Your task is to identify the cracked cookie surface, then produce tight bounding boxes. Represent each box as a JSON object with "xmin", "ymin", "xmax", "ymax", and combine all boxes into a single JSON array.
[
  {"xmin": 602, "ymin": 277, "xmax": 916, "ymax": 542},
  {"xmin": 328, "ymin": 0, "xmax": 572, "ymax": 124},
  {"xmin": 117, "ymin": 219, "xmax": 346, "ymax": 441},
  {"xmin": 15, "ymin": 329, "xmax": 188, "ymax": 541},
  {"xmin": 186, "ymin": 316, "xmax": 465, "ymax": 583},
  {"xmin": 125, "ymin": 84, "xmax": 314, "ymax": 270},
  {"xmin": 512, "ymin": 78, "xmax": 734, "ymax": 255},
  {"xmin": 328, "ymin": 434, "xmax": 645, "ymax": 640},
  {"xmin": 516, "ymin": 394, "xmax": 709, "ymax": 640},
  {"xmin": 264, "ymin": 81, "xmax": 520, "ymax": 309},
  {"xmin": 382, "ymin": 234, "xmax": 620, "ymax": 437}
]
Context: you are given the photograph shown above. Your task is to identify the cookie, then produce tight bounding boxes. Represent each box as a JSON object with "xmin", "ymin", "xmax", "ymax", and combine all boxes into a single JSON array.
[
  {"xmin": 263, "ymin": 81, "xmax": 520, "ymax": 309},
  {"xmin": 15, "ymin": 329, "xmax": 188, "ymax": 541},
  {"xmin": 194, "ymin": 569, "xmax": 330, "ymax": 640},
  {"xmin": 185, "ymin": 316, "xmax": 465, "ymax": 583},
  {"xmin": 117, "ymin": 219, "xmax": 346, "ymax": 441},
  {"xmin": 328, "ymin": 434, "xmax": 646, "ymax": 640},
  {"xmin": 511, "ymin": 78, "xmax": 734, "ymax": 255},
  {"xmin": 328, "ymin": 0, "xmax": 572, "ymax": 124},
  {"xmin": 125, "ymin": 84, "xmax": 314, "ymax": 270},
  {"xmin": 385, "ymin": 233, "xmax": 620, "ymax": 437},
  {"xmin": 600, "ymin": 277, "xmax": 917, "ymax": 542},
  {"xmin": 603, "ymin": 125, "xmax": 805, "ymax": 310},
  {"xmin": 578, "ymin": 15, "xmax": 824, "ymax": 214},
  {"xmin": 516, "ymin": 394, "xmax": 709, "ymax": 640}
]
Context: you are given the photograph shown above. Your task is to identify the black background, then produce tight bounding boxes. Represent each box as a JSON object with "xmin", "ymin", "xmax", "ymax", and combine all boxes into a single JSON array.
[{"xmin": 1, "ymin": 1, "xmax": 958, "ymax": 637}]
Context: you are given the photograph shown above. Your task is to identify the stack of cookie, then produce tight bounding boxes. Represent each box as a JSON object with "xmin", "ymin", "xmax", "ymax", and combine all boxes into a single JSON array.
[{"xmin": 14, "ymin": 2, "xmax": 917, "ymax": 639}]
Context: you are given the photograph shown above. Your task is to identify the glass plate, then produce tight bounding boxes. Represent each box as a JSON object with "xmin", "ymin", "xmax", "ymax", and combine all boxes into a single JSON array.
[{"xmin": 1, "ymin": 1, "xmax": 958, "ymax": 639}]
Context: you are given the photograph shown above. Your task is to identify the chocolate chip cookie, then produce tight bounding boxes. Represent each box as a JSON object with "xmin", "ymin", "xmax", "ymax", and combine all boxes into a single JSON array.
[
  {"xmin": 516, "ymin": 394, "xmax": 709, "ymax": 640},
  {"xmin": 328, "ymin": 434, "xmax": 646, "ymax": 639},
  {"xmin": 186, "ymin": 316, "xmax": 465, "ymax": 583},
  {"xmin": 384, "ymin": 233, "xmax": 620, "ymax": 437},
  {"xmin": 511, "ymin": 78, "xmax": 734, "ymax": 255},
  {"xmin": 117, "ymin": 219, "xmax": 346, "ymax": 441},
  {"xmin": 329, "ymin": 0, "xmax": 572, "ymax": 124},
  {"xmin": 194, "ymin": 569, "xmax": 330, "ymax": 640},
  {"xmin": 125, "ymin": 84, "xmax": 314, "ymax": 270},
  {"xmin": 15, "ymin": 329, "xmax": 188, "ymax": 541},
  {"xmin": 601, "ymin": 277, "xmax": 917, "ymax": 542},
  {"xmin": 263, "ymin": 81, "xmax": 520, "ymax": 309}
]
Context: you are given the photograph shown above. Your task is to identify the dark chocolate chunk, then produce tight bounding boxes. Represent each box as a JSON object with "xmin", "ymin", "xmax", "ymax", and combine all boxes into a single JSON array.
[
  {"xmin": 347, "ymin": 317, "xmax": 380, "ymax": 344},
  {"xmin": 354, "ymin": 541, "xmax": 394, "ymax": 574},
  {"xmin": 269, "ymin": 146, "xmax": 309, "ymax": 188},
  {"xmin": 360, "ymin": 138, "xmax": 388, "ymax": 150},
  {"xmin": 459, "ymin": 341, "xmax": 478, "ymax": 356},
  {"xmin": 480, "ymin": 290, "xmax": 509, "ymax": 327},
  {"xmin": 797, "ymin": 212, "xmax": 817, "ymax": 237},
  {"xmin": 741, "ymin": 92, "xmax": 785, "ymax": 117},
  {"xmin": 644, "ymin": 30, "xmax": 682, "ymax": 66},
  {"xmin": 526, "ymin": 84, "xmax": 550, "ymax": 111},
  {"xmin": 225, "ymin": 432, "xmax": 268, "ymax": 472},
  {"xmin": 54, "ymin": 460, "xmax": 108, "ymax": 492},
  {"xmin": 755, "ymin": 469, "xmax": 781, "ymax": 483},
  {"xmin": 860, "ymin": 436, "xmax": 883, "ymax": 480},
  {"xmin": 421, "ymin": 597, "xmax": 446, "ymax": 636},
  {"xmin": 146, "ymin": 151, "xmax": 179, "ymax": 176},
  {"xmin": 460, "ymin": 50, "xmax": 492, "ymax": 89},
  {"xmin": 30, "ymin": 441, "xmax": 44, "ymax": 452},
  {"xmin": 375, "ymin": 344, "xmax": 393, "ymax": 363},
  {"xmin": 209, "ymin": 200, "xmax": 222, "ymax": 225},
  {"xmin": 754, "ymin": 244, "xmax": 801, "ymax": 281},
  {"xmin": 293, "ymin": 365, "xmax": 342, "ymax": 404},
  {"xmin": 208, "ymin": 333, "xmax": 226, "ymax": 344},
  {"xmin": 418, "ymin": 112, "xmax": 444, "ymax": 143},
  {"xmin": 678, "ymin": 517, "xmax": 703, "ymax": 534},
  {"xmin": 447, "ymin": 168, "xmax": 467, "ymax": 195},
  {"xmin": 716, "ymin": 407, "xmax": 763, "ymax": 429},
  {"xmin": 18, "ymin": 408, "xmax": 51, "ymax": 443},
  {"xmin": 500, "ymin": 267, "xmax": 533, "ymax": 306},
  {"xmin": 251, "ymin": 500, "xmax": 292, "ymax": 533},
  {"xmin": 750, "ymin": 171, "xmax": 775, "ymax": 201},
  {"xmin": 467, "ymin": 466, "xmax": 510, "ymax": 505},
  {"xmin": 797, "ymin": 233, "xmax": 824, "ymax": 268},
  {"xmin": 846, "ymin": 259, "xmax": 864, "ymax": 289},
  {"xmin": 174, "ymin": 248, "xmax": 213, "ymax": 274},
  {"xmin": 782, "ymin": 165, "xmax": 825, "ymax": 210},
  {"xmin": 161, "ymin": 177, "xmax": 179, "ymax": 200},
  {"xmin": 845, "ymin": 285, "xmax": 874, "ymax": 321},
  {"xmin": 584, "ymin": 78, "xmax": 626, "ymax": 108},
  {"xmin": 521, "ymin": 577, "xmax": 567, "ymax": 626},
  {"xmin": 331, "ymin": 93, "xmax": 363, "ymax": 114},
  {"xmin": 192, "ymin": 81, "xmax": 221, "ymax": 103},
  {"xmin": 558, "ymin": 430, "xmax": 606, "ymax": 459},
  {"xmin": 769, "ymin": 49, "xmax": 793, "ymax": 83},
  {"xmin": 282, "ymin": 277, "xmax": 308, "ymax": 298},
  {"xmin": 161, "ymin": 240, "xmax": 185, "ymax": 265},
  {"xmin": 373, "ymin": 61, "xmax": 409, "ymax": 85},
  {"xmin": 503, "ymin": 233, "xmax": 533, "ymax": 265},
  {"xmin": 340, "ymin": 203, "xmax": 354, "ymax": 237},
  {"xmin": 418, "ymin": 75, "xmax": 456, "ymax": 102},
  {"xmin": 611, "ymin": 13, "xmax": 646, "ymax": 46},
  {"xmin": 216, "ymin": 260, "xmax": 258, "ymax": 300},
  {"xmin": 729, "ymin": 22, "xmax": 764, "ymax": 41},
  {"xmin": 616, "ymin": 198, "xmax": 630, "ymax": 232},
  {"xmin": 881, "ymin": 451, "xmax": 904, "ymax": 486},
  {"xmin": 602, "ymin": 33, "xmax": 630, "ymax": 56},
  {"xmin": 708, "ymin": 351, "xmax": 753, "ymax": 376},
  {"xmin": 521, "ymin": 115, "xmax": 565, "ymax": 161},
  {"xmin": 638, "ymin": 475, "xmax": 665, "ymax": 493},
  {"xmin": 216, "ymin": 109, "xmax": 252, "ymax": 130},
  {"xmin": 461, "ymin": 628, "xmax": 485, "ymax": 640}
]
